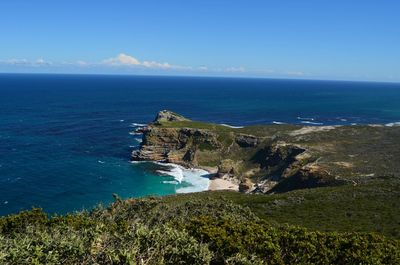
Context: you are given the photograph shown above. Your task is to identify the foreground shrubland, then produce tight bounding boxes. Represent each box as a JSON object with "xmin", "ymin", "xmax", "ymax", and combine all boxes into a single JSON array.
[{"xmin": 0, "ymin": 193, "xmax": 399, "ymax": 264}]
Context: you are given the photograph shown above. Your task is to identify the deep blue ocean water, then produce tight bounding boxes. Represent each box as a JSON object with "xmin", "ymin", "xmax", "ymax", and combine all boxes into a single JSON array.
[{"xmin": 1, "ymin": 73, "xmax": 400, "ymax": 216}]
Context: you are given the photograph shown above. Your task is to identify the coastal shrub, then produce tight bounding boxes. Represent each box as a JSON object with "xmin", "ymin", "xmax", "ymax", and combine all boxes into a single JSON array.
[
  {"xmin": 89, "ymin": 224, "xmax": 212, "ymax": 265},
  {"xmin": 0, "ymin": 195, "xmax": 399, "ymax": 264},
  {"xmin": 0, "ymin": 208, "xmax": 48, "ymax": 234},
  {"xmin": 182, "ymin": 216, "xmax": 400, "ymax": 264},
  {"xmin": 95, "ymin": 196, "xmax": 258, "ymax": 227}
]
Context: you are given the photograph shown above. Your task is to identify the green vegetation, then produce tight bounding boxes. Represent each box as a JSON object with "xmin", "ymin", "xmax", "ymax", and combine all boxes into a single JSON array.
[{"xmin": 1, "ymin": 183, "xmax": 399, "ymax": 264}]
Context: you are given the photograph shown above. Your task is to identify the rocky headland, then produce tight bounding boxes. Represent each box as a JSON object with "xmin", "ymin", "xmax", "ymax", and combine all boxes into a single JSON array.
[{"xmin": 132, "ymin": 110, "xmax": 400, "ymax": 194}]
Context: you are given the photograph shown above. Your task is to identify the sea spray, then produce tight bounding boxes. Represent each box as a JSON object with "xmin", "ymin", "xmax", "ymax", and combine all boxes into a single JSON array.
[{"xmin": 154, "ymin": 162, "xmax": 210, "ymax": 193}]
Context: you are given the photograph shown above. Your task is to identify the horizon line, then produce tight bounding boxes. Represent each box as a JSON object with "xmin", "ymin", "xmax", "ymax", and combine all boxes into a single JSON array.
[{"xmin": 0, "ymin": 71, "xmax": 399, "ymax": 85}]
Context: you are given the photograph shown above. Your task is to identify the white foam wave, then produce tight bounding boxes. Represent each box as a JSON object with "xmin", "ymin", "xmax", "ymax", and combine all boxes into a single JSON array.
[
  {"xmin": 301, "ymin": 121, "xmax": 324, "ymax": 125},
  {"xmin": 157, "ymin": 166, "xmax": 184, "ymax": 183},
  {"xmin": 297, "ymin": 116, "xmax": 315, "ymax": 121},
  {"xmin": 130, "ymin": 161, "xmax": 145, "ymax": 164},
  {"xmin": 220, "ymin": 123, "xmax": 244, "ymax": 129},
  {"xmin": 162, "ymin": 180, "xmax": 179, "ymax": 184},
  {"xmin": 385, "ymin": 122, "xmax": 400, "ymax": 127},
  {"xmin": 272, "ymin": 121, "xmax": 286, "ymax": 125},
  {"xmin": 134, "ymin": 138, "xmax": 142, "ymax": 143},
  {"xmin": 154, "ymin": 162, "xmax": 210, "ymax": 193},
  {"xmin": 130, "ymin": 123, "xmax": 147, "ymax": 127},
  {"xmin": 129, "ymin": 132, "xmax": 142, "ymax": 136},
  {"xmin": 98, "ymin": 160, "xmax": 105, "ymax": 164}
]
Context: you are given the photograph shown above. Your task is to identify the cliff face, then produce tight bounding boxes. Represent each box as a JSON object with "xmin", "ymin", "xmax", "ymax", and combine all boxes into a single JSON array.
[
  {"xmin": 132, "ymin": 111, "xmax": 400, "ymax": 193},
  {"xmin": 132, "ymin": 126, "xmax": 220, "ymax": 165}
]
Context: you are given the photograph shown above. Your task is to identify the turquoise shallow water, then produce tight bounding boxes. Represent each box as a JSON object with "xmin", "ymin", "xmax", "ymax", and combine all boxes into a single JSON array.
[{"xmin": 0, "ymin": 74, "xmax": 399, "ymax": 216}]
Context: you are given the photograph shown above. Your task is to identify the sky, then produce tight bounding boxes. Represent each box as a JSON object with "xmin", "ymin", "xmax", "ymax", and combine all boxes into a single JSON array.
[{"xmin": 0, "ymin": 0, "xmax": 399, "ymax": 82}]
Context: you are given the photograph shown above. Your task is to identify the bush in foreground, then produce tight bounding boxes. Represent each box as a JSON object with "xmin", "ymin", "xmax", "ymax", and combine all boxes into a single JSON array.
[{"xmin": 0, "ymin": 196, "xmax": 399, "ymax": 264}]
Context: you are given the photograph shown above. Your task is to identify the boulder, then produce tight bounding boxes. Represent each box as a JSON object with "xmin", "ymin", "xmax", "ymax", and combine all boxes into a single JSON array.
[
  {"xmin": 239, "ymin": 178, "xmax": 254, "ymax": 192},
  {"xmin": 235, "ymin": 134, "xmax": 259, "ymax": 147}
]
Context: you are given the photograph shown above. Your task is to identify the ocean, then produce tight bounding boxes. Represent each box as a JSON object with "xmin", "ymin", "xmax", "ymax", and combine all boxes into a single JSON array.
[{"xmin": 0, "ymin": 73, "xmax": 399, "ymax": 216}]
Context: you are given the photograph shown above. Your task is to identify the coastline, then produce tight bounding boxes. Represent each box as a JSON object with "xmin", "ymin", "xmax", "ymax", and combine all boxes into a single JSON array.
[
  {"xmin": 146, "ymin": 161, "xmax": 239, "ymax": 193},
  {"xmin": 197, "ymin": 165, "xmax": 239, "ymax": 191},
  {"xmin": 208, "ymin": 176, "xmax": 239, "ymax": 191}
]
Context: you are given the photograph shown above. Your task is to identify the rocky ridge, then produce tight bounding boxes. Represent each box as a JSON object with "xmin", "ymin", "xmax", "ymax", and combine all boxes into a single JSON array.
[{"xmin": 132, "ymin": 110, "xmax": 400, "ymax": 194}]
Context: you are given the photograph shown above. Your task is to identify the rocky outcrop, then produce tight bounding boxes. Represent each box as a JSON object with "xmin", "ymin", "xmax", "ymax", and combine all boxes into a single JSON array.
[
  {"xmin": 132, "ymin": 111, "xmax": 400, "ymax": 194},
  {"xmin": 239, "ymin": 178, "xmax": 254, "ymax": 192},
  {"xmin": 132, "ymin": 113, "xmax": 220, "ymax": 166},
  {"xmin": 252, "ymin": 142, "xmax": 306, "ymax": 178},
  {"xmin": 217, "ymin": 159, "xmax": 240, "ymax": 178},
  {"xmin": 153, "ymin": 110, "xmax": 189, "ymax": 123},
  {"xmin": 235, "ymin": 134, "xmax": 259, "ymax": 147}
]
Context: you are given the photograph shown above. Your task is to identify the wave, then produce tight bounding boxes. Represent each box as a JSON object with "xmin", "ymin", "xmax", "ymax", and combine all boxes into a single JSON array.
[
  {"xmin": 162, "ymin": 180, "xmax": 179, "ymax": 184},
  {"xmin": 297, "ymin": 116, "xmax": 315, "ymax": 121},
  {"xmin": 385, "ymin": 122, "xmax": 400, "ymax": 127},
  {"xmin": 272, "ymin": 121, "xmax": 286, "ymax": 125},
  {"xmin": 157, "ymin": 165, "xmax": 184, "ymax": 183},
  {"xmin": 130, "ymin": 123, "xmax": 147, "ymax": 127},
  {"xmin": 129, "ymin": 132, "xmax": 142, "ymax": 136},
  {"xmin": 130, "ymin": 161, "xmax": 144, "ymax": 164},
  {"xmin": 154, "ymin": 162, "xmax": 210, "ymax": 193},
  {"xmin": 301, "ymin": 121, "xmax": 324, "ymax": 125},
  {"xmin": 220, "ymin": 123, "xmax": 244, "ymax": 129}
]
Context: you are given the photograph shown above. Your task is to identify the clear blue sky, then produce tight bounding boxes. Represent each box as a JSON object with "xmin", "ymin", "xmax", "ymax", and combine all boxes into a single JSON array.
[{"xmin": 0, "ymin": 0, "xmax": 399, "ymax": 81}]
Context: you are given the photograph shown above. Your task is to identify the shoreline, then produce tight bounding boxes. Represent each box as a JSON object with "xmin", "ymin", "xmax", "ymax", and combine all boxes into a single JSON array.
[
  {"xmin": 135, "ymin": 160, "xmax": 239, "ymax": 193},
  {"xmin": 198, "ymin": 165, "xmax": 239, "ymax": 191}
]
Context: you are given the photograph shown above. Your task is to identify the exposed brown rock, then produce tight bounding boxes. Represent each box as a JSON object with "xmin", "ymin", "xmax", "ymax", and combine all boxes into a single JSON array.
[
  {"xmin": 239, "ymin": 178, "xmax": 254, "ymax": 192},
  {"xmin": 235, "ymin": 134, "xmax": 259, "ymax": 147},
  {"xmin": 154, "ymin": 110, "xmax": 189, "ymax": 123}
]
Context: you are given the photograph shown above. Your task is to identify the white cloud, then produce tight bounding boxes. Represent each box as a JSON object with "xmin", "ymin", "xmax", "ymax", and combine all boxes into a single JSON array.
[
  {"xmin": 142, "ymin": 60, "xmax": 172, "ymax": 69},
  {"xmin": 3, "ymin": 58, "xmax": 30, "ymax": 65},
  {"xmin": 0, "ymin": 58, "xmax": 53, "ymax": 66},
  {"xmin": 103, "ymin": 53, "xmax": 195, "ymax": 71},
  {"xmin": 225, "ymin": 66, "xmax": 245, "ymax": 73},
  {"xmin": 103, "ymin": 53, "xmax": 140, "ymax": 65},
  {"xmin": 35, "ymin": 58, "xmax": 52, "ymax": 66}
]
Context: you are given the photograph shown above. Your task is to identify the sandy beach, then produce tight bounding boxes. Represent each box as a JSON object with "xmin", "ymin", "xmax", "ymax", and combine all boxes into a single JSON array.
[{"xmin": 208, "ymin": 176, "xmax": 239, "ymax": 191}]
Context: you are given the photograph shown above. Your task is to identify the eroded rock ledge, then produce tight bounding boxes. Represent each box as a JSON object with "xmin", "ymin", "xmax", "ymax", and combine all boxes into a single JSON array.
[{"xmin": 132, "ymin": 110, "xmax": 400, "ymax": 194}]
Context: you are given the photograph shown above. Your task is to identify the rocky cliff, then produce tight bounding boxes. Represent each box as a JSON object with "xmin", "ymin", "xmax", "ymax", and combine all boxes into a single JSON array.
[{"xmin": 132, "ymin": 110, "xmax": 400, "ymax": 193}]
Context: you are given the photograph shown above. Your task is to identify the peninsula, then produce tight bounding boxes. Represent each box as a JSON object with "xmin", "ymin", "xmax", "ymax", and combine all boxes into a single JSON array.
[{"xmin": 132, "ymin": 110, "xmax": 400, "ymax": 194}]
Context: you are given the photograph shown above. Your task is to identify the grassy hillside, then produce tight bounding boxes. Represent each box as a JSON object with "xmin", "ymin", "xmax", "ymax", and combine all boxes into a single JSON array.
[{"xmin": 1, "ymin": 180, "xmax": 399, "ymax": 264}]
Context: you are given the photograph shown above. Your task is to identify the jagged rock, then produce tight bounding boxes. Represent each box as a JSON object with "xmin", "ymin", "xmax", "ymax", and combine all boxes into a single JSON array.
[
  {"xmin": 154, "ymin": 110, "xmax": 190, "ymax": 123},
  {"xmin": 132, "ymin": 117, "xmax": 219, "ymax": 166},
  {"xmin": 239, "ymin": 178, "xmax": 254, "ymax": 192},
  {"xmin": 217, "ymin": 159, "xmax": 240, "ymax": 177},
  {"xmin": 235, "ymin": 134, "xmax": 259, "ymax": 147}
]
